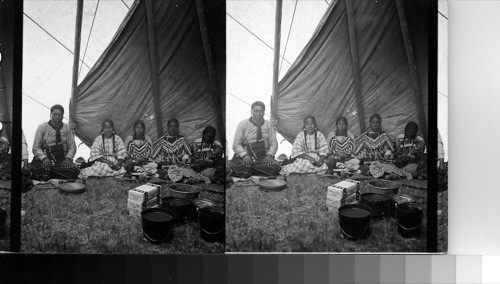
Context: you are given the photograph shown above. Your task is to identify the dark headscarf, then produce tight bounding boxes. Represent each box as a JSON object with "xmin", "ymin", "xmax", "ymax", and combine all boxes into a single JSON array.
[
  {"xmin": 202, "ymin": 126, "xmax": 217, "ymax": 144},
  {"xmin": 369, "ymin": 114, "xmax": 381, "ymax": 124},
  {"xmin": 404, "ymin": 121, "xmax": 419, "ymax": 139}
]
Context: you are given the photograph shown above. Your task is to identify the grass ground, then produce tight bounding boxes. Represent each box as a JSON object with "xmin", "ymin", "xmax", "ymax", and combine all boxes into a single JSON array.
[
  {"xmin": 21, "ymin": 178, "xmax": 224, "ymax": 253},
  {"xmin": 226, "ymin": 174, "xmax": 448, "ymax": 252}
]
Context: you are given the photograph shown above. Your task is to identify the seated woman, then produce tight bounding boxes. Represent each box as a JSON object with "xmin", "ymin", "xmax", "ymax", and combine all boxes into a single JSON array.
[
  {"xmin": 79, "ymin": 119, "xmax": 127, "ymax": 179},
  {"xmin": 326, "ymin": 116, "xmax": 356, "ymax": 167},
  {"xmin": 281, "ymin": 116, "xmax": 329, "ymax": 176},
  {"xmin": 230, "ymin": 101, "xmax": 281, "ymax": 178},
  {"xmin": 192, "ymin": 126, "xmax": 224, "ymax": 183},
  {"xmin": 151, "ymin": 118, "xmax": 192, "ymax": 165},
  {"xmin": 353, "ymin": 114, "xmax": 394, "ymax": 161},
  {"xmin": 30, "ymin": 104, "xmax": 79, "ymax": 181},
  {"xmin": 123, "ymin": 120, "xmax": 153, "ymax": 172},
  {"xmin": 395, "ymin": 121, "xmax": 426, "ymax": 177}
]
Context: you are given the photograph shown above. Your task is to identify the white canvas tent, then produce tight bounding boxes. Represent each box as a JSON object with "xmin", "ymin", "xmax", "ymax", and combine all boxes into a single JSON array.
[
  {"xmin": 23, "ymin": 0, "xmax": 136, "ymax": 160},
  {"xmin": 227, "ymin": 0, "xmax": 448, "ymax": 161},
  {"xmin": 23, "ymin": 0, "xmax": 225, "ymax": 161}
]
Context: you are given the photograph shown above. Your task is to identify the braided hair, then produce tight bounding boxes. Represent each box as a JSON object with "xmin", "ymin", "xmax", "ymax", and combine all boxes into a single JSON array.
[
  {"xmin": 101, "ymin": 119, "xmax": 116, "ymax": 154},
  {"xmin": 303, "ymin": 115, "xmax": 318, "ymax": 151}
]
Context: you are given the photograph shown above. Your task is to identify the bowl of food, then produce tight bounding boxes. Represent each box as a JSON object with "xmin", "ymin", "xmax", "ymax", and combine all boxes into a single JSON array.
[
  {"xmin": 367, "ymin": 179, "xmax": 400, "ymax": 196},
  {"xmin": 168, "ymin": 183, "xmax": 201, "ymax": 200}
]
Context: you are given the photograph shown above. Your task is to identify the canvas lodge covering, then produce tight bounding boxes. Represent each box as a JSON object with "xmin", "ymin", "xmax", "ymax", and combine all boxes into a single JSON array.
[
  {"xmin": 272, "ymin": 0, "xmax": 428, "ymax": 144},
  {"xmin": 72, "ymin": 0, "xmax": 225, "ymax": 147}
]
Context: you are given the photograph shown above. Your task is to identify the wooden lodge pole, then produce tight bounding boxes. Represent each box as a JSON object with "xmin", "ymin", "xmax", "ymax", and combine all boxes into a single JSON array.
[
  {"xmin": 345, "ymin": 0, "xmax": 366, "ymax": 133},
  {"xmin": 195, "ymin": 0, "xmax": 225, "ymax": 147},
  {"xmin": 270, "ymin": 0, "xmax": 283, "ymax": 125},
  {"xmin": 395, "ymin": 0, "xmax": 428, "ymax": 143},
  {"xmin": 145, "ymin": 0, "xmax": 164, "ymax": 139},
  {"xmin": 69, "ymin": 0, "xmax": 83, "ymax": 129}
]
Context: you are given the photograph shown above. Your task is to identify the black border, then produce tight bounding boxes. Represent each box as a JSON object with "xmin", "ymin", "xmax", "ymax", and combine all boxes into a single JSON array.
[{"xmin": 426, "ymin": 0, "xmax": 438, "ymax": 252}]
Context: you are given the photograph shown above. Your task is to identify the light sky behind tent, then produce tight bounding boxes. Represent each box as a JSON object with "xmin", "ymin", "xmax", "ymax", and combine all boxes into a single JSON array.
[
  {"xmin": 22, "ymin": 0, "xmax": 134, "ymax": 160},
  {"xmin": 227, "ymin": 0, "xmax": 448, "ymax": 161}
]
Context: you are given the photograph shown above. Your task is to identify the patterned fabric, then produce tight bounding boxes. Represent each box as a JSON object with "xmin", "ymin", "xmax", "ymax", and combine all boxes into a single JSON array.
[
  {"xmin": 326, "ymin": 131, "xmax": 355, "ymax": 156},
  {"xmin": 89, "ymin": 135, "xmax": 127, "ymax": 163},
  {"xmin": 32, "ymin": 122, "xmax": 76, "ymax": 161},
  {"xmin": 395, "ymin": 134, "xmax": 426, "ymax": 160},
  {"xmin": 192, "ymin": 139, "xmax": 223, "ymax": 161},
  {"xmin": 150, "ymin": 136, "xmax": 192, "ymax": 165},
  {"xmin": 281, "ymin": 131, "xmax": 329, "ymax": 176},
  {"xmin": 354, "ymin": 130, "xmax": 394, "ymax": 160},
  {"xmin": 232, "ymin": 119, "xmax": 278, "ymax": 159},
  {"xmin": 79, "ymin": 135, "xmax": 127, "ymax": 179},
  {"xmin": 124, "ymin": 135, "xmax": 153, "ymax": 160}
]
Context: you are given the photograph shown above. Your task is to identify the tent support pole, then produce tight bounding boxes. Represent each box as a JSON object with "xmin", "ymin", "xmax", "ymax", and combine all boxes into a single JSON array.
[
  {"xmin": 69, "ymin": 0, "xmax": 83, "ymax": 130},
  {"xmin": 395, "ymin": 0, "xmax": 428, "ymax": 142},
  {"xmin": 270, "ymin": 0, "xmax": 282, "ymax": 125},
  {"xmin": 345, "ymin": 0, "xmax": 366, "ymax": 133},
  {"xmin": 195, "ymin": 0, "xmax": 225, "ymax": 147},
  {"xmin": 145, "ymin": 0, "xmax": 164, "ymax": 139}
]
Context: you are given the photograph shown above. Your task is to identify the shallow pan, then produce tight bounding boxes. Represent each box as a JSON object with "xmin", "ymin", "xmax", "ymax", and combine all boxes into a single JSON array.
[
  {"xmin": 259, "ymin": 179, "xmax": 287, "ymax": 192},
  {"xmin": 58, "ymin": 182, "xmax": 86, "ymax": 195}
]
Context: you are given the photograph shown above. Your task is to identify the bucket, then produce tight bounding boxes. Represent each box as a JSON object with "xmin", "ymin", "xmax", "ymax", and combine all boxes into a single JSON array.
[
  {"xmin": 160, "ymin": 197, "xmax": 194, "ymax": 222},
  {"xmin": 338, "ymin": 204, "xmax": 372, "ymax": 240},
  {"xmin": 395, "ymin": 203, "xmax": 424, "ymax": 238},
  {"xmin": 390, "ymin": 195, "xmax": 415, "ymax": 219},
  {"xmin": 198, "ymin": 208, "xmax": 224, "ymax": 243},
  {"xmin": 141, "ymin": 208, "xmax": 177, "ymax": 244},
  {"xmin": 191, "ymin": 198, "xmax": 217, "ymax": 224},
  {"xmin": 367, "ymin": 180, "xmax": 400, "ymax": 196},
  {"xmin": 360, "ymin": 193, "xmax": 391, "ymax": 220}
]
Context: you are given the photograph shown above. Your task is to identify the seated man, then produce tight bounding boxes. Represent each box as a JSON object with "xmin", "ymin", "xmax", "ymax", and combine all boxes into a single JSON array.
[
  {"xmin": 30, "ymin": 105, "xmax": 79, "ymax": 181},
  {"xmin": 229, "ymin": 101, "xmax": 281, "ymax": 178}
]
